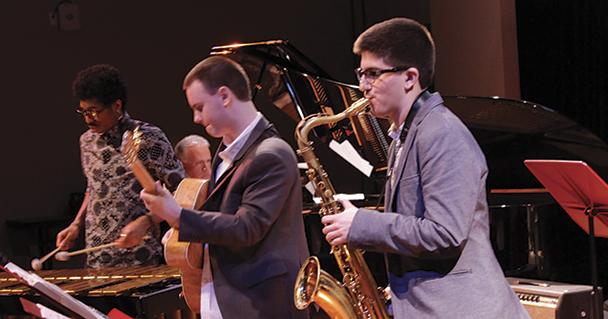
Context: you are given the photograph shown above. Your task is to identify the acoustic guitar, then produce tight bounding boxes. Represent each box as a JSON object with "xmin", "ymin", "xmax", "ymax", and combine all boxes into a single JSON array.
[{"xmin": 122, "ymin": 127, "xmax": 207, "ymax": 313}]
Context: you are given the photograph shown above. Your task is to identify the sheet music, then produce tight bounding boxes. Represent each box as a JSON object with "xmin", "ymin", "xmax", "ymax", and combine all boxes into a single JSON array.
[
  {"xmin": 329, "ymin": 139, "xmax": 373, "ymax": 177},
  {"xmin": 4, "ymin": 262, "xmax": 108, "ymax": 319}
]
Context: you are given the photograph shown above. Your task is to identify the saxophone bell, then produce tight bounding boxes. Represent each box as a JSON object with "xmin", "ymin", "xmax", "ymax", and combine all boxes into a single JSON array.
[
  {"xmin": 293, "ymin": 97, "xmax": 389, "ymax": 319},
  {"xmin": 294, "ymin": 256, "xmax": 359, "ymax": 318}
]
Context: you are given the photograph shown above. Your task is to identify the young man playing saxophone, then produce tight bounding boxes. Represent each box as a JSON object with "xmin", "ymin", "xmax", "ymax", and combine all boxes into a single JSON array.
[{"xmin": 321, "ymin": 17, "xmax": 529, "ymax": 318}]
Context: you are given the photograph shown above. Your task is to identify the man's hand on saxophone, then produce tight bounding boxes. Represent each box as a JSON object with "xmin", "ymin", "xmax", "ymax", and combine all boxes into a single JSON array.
[{"xmin": 321, "ymin": 199, "xmax": 358, "ymax": 246}]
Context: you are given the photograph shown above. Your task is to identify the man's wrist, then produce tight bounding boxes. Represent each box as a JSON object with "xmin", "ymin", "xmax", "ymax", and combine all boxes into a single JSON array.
[
  {"xmin": 144, "ymin": 213, "xmax": 160, "ymax": 238},
  {"xmin": 168, "ymin": 209, "xmax": 181, "ymax": 229},
  {"xmin": 144, "ymin": 213, "xmax": 160, "ymax": 226}
]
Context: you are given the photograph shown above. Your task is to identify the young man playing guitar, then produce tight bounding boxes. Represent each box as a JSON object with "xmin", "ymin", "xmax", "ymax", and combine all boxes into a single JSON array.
[{"xmin": 140, "ymin": 56, "xmax": 309, "ymax": 319}]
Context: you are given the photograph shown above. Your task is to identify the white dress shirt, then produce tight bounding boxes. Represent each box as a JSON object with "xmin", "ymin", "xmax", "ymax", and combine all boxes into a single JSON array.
[
  {"xmin": 199, "ymin": 112, "xmax": 263, "ymax": 318},
  {"xmin": 387, "ymin": 122, "xmax": 405, "ymax": 188}
]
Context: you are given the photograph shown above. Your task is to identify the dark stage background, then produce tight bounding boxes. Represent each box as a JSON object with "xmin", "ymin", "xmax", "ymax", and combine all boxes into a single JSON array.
[
  {"xmin": 0, "ymin": 0, "xmax": 429, "ymax": 266},
  {"xmin": 515, "ymin": 0, "xmax": 608, "ymax": 297},
  {"xmin": 0, "ymin": 0, "xmax": 607, "ymax": 301}
]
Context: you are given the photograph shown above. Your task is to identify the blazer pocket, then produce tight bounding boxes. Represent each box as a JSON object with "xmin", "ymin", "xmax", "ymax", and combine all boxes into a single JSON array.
[{"xmin": 237, "ymin": 260, "xmax": 288, "ymax": 288}]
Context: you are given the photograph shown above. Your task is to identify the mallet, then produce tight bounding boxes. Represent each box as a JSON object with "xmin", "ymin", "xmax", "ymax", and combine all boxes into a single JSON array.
[
  {"xmin": 55, "ymin": 242, "xmax": 118, "ymax": 261},
  {"xmin": 30, "ymin": 247, "xmax": 62, "ymax": 271}
]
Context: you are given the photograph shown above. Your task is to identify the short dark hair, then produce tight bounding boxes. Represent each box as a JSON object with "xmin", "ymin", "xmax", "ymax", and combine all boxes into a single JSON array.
[
  {"xmin": 183, "ymin": 56, "xmax": 252, "ymax": 101},
  {"xmin": 354, "ymin": 17, "xmax": 435, "ymax": 89},
  {"xmin": 72, "ymin": 64, "xmax": 128, "ymax": 109}
]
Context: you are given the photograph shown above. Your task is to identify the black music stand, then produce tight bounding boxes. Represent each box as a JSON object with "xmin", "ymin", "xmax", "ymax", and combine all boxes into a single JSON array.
[{"xmin": 524, "ymin": 160, "xmax": 608, "ymax": 318}]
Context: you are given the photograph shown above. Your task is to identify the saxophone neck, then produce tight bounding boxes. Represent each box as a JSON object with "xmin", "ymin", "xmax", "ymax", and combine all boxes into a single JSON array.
[{"xmin": 296, "ymin": 98, "xmax": 369, "ymax": 148}]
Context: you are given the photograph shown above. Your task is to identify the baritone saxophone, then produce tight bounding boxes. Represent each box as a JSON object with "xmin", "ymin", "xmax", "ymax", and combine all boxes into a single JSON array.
[{"xmin": 293, "ymin": 98, "xmax": 389, "ymax": 319}]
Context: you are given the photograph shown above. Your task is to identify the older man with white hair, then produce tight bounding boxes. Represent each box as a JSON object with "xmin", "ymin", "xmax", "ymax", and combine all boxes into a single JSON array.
[{"xmin": 175, "ymin": 134, "xmax": 213, "ymax": 179}]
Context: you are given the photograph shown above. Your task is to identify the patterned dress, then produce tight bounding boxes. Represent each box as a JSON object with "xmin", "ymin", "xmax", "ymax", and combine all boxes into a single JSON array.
[{"xmin": 79, "ymin": 113, "xmax": 184, "ymax": 268}]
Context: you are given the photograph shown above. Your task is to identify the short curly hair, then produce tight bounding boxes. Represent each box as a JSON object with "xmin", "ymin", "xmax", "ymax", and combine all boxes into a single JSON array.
[{"xmin": 72, "ymin": 64, "xmax": 128, "ymax": 110}]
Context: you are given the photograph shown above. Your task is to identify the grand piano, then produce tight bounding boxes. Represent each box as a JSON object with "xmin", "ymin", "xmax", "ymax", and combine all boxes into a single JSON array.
[{"xmin": 209, "ymin": 40, "xmax": 608, "ymax": 286}]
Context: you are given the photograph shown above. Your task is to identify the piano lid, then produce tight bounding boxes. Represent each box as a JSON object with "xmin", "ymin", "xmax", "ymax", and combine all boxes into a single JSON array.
[
  {"xmin": 207, "ymin": 40, "xmax": 608, "ymax": 205},
  {"xmin": 210, "ymin": 40, "xmax": 391, "ymax": 172},
  {"xmin": 211, "ymin": 40, "xmax": 332, "ymax": 78},
  {"xmin": 443, "ymin": 96, "xmax": 608, "ymax": 191}
]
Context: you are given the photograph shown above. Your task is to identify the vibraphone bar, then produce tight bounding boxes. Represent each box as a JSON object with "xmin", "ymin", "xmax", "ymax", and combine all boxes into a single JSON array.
[{"xmin": 0, "ymin": 265, "xmax": 195, "ymax": 319}]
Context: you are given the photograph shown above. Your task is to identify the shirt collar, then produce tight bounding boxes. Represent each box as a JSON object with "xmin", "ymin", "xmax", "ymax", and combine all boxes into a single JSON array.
[
  {"xmin": 99, "ymin": 112, "xmax": 136, "ymax": 149},
  {"xmin": 388, "ymin": 122, "xmax": 405, "ymax": 142},
  {"xmin": 218, "ymin": 112, "xmax": 263, "ymax": 163}
]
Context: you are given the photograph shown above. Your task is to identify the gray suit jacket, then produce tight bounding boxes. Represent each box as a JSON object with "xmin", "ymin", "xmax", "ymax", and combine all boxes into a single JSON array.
[
  {"xmin": 178, "ymin": 117, "xmax": 309, "ymax": 319},
  {"xmin": 350, "ymin": 92, "xmax": 529, "ymax": 318}
]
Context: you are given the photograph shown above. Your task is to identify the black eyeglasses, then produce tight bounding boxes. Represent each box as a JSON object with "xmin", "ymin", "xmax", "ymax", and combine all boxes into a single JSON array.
[
  {"xmin": 355, "ymin": 66, "xmax": 410, "ymax": 83},
  {"xmin": 75, "ymin": 107, "xmax": 107, "ymax": 119}
]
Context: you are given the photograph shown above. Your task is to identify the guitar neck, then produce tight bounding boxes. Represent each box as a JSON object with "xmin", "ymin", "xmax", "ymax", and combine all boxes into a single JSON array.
[{"xmin": 131, "ymin": 159, "xmax": 157, "ymax": 194}]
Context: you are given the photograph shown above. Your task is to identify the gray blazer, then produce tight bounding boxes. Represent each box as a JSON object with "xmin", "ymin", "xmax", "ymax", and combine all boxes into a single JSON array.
[
  {"xmin": 178, "ymin": 117, "xmax": 309, "ymax": 319},
  {"xmin": 350, "ymin": 92, "xmax": 529, "ymax": 318}
]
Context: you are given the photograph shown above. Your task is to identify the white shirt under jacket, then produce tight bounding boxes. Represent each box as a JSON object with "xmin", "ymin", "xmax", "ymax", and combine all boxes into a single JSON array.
[{"xmin": 200, "ymin": 112, "xmax": 263, "ymax": 319}]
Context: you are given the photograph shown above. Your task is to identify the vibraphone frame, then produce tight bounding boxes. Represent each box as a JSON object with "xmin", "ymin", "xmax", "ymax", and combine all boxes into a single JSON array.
[{"xmin": 0, "ymin": 265, "xmax": 195, "ymax": 319}]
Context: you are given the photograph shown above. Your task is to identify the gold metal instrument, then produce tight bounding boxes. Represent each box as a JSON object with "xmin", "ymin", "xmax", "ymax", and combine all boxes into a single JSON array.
[{"xmin": 293, "ymin": 97, "xmax": 389, "ymax": 319}]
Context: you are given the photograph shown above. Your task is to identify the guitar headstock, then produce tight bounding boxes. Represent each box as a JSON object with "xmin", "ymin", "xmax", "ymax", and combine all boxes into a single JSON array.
[
  {"xmin": 121, "ymin": 126, "xmax": 143, "ymax": 166},
  {"xmin": 121, "ymin": 126, "xmax": 157, "ymax": 192}
]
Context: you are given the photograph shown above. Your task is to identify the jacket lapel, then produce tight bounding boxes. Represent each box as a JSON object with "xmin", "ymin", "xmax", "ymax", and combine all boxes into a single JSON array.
[
  {"xmin": 384, "ymin": 140, "xmax": 397, "ymax": 210},
  {"xmin": 387, "ymin": 125, "xmax": 417, "ymax": 211},
  {"xmin": 206, "ymin": 143, "xmax": 226, "ymax": 192},
  {"xmin": 386, "ymin": 92, "xmax": 443, "ymax": 212},
  {"xmin": 203, "ymin": 117, "xmax": 274, "ymax": 205}
]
